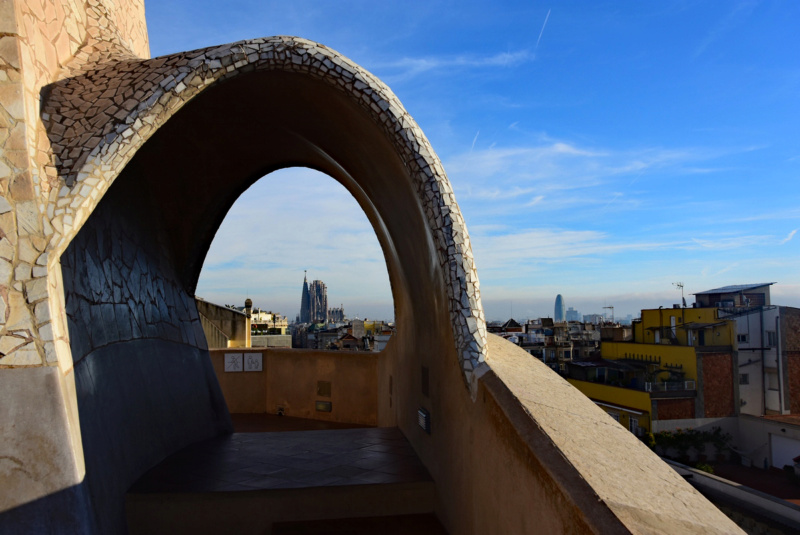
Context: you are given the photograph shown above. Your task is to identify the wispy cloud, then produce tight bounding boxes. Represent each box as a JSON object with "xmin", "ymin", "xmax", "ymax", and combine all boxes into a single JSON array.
[
  {"xmin": 376, "ymin": 50, "xmax": 531, "ymax": 82},
  {"xmin": 688, "ymin": 235, "xmax": 771, "ymax": 250},
  {"xmin": 444, "ymin": 138, "xmax": 733, "ymax": 207},
  {"xmin": 470, "ymin": 227, "xmax": 685, "ymax": 268},
  {"xmin": 727, "ymin": 208, "xmax": 800, "ymax": 223},
  {"xmin": 525, "ymin": 195, "xmax": 545, "ymax": 207},
  {"xmin": 462, "ymin": 185, "xmax": 536, "ymax": 200},
  {"xmin": 780, "ymin": 229, "xmax": 798, "ymax": 244}
]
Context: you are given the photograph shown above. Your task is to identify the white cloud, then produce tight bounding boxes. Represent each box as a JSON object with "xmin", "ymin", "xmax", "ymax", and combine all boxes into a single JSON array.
[
  {"xmin": 376, "ymin": 50, "xmax": 531, "ymax": 82},
  {"xmin": 444, "ymin": 139, "xmax": 727, "ymax": 195},
  {"xmin": 728, "ymin": 208, "xmax": 800, "ymax": 223},
  {"xmin": 780, "ymin": 229, "xmax": 797, "ymax": 244},
  {"xmin": 525, "ymin": 195, "xmax": 544, "ymax": 207},
  {"xmin": 688, "ymin": 235, "xmax": 772, "ymax": 250},
  {"xmin": 470, "ymin": 227, "xmax": 684, "ymax": 269}
]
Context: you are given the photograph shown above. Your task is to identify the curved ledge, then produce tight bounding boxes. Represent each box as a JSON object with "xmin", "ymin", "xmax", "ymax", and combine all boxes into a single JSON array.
[{"xmin": 481, "ymin": 334, "xmax": 744, "ymax": 534}]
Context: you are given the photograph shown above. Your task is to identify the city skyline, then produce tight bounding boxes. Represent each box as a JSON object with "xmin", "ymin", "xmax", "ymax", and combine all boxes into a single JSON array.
[{"xmin": 177, "ymin": 1, "xmax": 800, "ymax": 321}]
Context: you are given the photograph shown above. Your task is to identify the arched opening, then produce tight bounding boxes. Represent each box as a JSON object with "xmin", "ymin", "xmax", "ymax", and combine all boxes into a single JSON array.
[
  {"xmin": 193, "ymin": 166, "xmax": 397, "ymax": 431},
  {"xmin": 195, "ymin": 166, "xmax": 396, "ymax": 352},
  {"xmin": 57, "ymin": 64, "xmax": 463, "ymax": 533}
]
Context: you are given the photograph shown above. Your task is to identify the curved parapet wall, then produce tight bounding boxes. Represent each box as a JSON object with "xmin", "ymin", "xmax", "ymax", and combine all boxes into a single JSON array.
[
  {"xmin": 477, "ymin": 335, "xmax": 744, "ymax": 534},
  {"xmin": 41, "ymin": 37, "xmax": 487, "ymax": 388}
]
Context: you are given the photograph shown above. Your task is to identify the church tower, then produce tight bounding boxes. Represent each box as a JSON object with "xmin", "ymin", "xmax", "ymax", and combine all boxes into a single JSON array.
[{"xmin": 300, "ymin": 271, "xmax": 311, "ymax": 323}]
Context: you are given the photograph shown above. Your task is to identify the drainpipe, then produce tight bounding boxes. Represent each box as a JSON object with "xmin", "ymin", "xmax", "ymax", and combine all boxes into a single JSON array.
[{"xmin": 776, "ymin": 312, "xmax": 786, "ymax": 414}]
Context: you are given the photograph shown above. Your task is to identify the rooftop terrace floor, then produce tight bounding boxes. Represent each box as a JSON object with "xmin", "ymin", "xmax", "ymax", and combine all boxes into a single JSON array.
[
  {"xmin": 126, "ymin": 417, "xmax": 443, "ymax": 534},
  {"xmin": 129, "ymin": 425, "xmax": 430, "ymax": 493}
]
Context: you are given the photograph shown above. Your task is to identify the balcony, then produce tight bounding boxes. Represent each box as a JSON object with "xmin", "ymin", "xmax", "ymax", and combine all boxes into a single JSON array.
[
  {"xmin": 645, "ymin": 380, "xmax": 696, "ymax": 393},
  {"xmin": 645, "ymin": 380, "xmax": 698, "ymax": 399}
]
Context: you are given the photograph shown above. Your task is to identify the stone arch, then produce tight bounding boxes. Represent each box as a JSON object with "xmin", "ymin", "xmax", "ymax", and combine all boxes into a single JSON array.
[{"xmin": 44, "ymin": 37, "xmax": 488, "ymax": 389}]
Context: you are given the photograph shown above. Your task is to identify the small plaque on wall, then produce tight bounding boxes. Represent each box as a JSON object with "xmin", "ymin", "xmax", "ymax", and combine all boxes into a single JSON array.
[
  {"xmin": 224, "ymin": 353, "xmax": 243, "ymax": 372},
  {"xmin": 244, "ymin": 353, "xmax": 263, "ymax": 372}
]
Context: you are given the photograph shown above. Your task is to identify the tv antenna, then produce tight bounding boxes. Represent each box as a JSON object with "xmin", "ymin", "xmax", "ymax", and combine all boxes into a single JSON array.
[{"xmin": 673, "ymin": 282, "xmax": 686, "ymax": 307}]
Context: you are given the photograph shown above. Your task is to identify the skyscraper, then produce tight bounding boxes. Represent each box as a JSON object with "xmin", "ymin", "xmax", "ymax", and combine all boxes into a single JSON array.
[
  {"xmin": 566, "ymin": 307, "xmax": 580, "ymax": 322},
  {"xmin": 554, "ymin": 294, "xmax": 566, "ymax": 322}
]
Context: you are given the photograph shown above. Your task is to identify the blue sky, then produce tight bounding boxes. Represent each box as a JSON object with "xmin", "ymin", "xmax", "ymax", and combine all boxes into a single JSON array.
[{"xmin": 146, "ymin": 1, "xmax": 800, "ymax": 321}]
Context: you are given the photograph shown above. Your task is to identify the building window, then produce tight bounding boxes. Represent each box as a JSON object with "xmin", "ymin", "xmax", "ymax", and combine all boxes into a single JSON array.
[
  {"xmin": 737, "ymin": 333, "xmax": 749, "ymax": 343},
  {"xmin": 607, "ymin": 412, "xmax": 620, "ymax": 422},
  {"xmin": 766, "ymin": 331, "xmax": 777, "ymax": 347},
  {"xmin": 629, "ymin": 417, "xmax": 639, "ymax": 434},
  {"xmin": 739, "ymin": 373, "xmax": 749, "ymax": 385}
]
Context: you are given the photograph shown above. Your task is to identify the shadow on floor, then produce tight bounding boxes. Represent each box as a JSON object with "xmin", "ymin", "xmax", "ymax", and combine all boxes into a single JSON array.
[
  {"xmin": 126, "ymin": 420, "xmax": 443, "ymax": 534},
  {"xmin": 230, "ymin": 413, "xmax": 371, "ymax": 433}
]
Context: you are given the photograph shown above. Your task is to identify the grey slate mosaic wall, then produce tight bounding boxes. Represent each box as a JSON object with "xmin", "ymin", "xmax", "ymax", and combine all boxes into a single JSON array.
[
  {"xmin": 60, "ymin": 177, "xmax": 205, "ymax": 363},
  {"xmin": 59, "ymin": 162, "xmax": 229, "ymax": 534}
]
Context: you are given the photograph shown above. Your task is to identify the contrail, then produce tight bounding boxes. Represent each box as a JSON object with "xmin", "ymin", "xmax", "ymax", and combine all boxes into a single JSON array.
[
  {"xmin": 470, "ymin": 131, "xmax": 480, "ymax": 153},
  {"xmin": 534, "ymin": 9, "xmax": 551, "ymax": 57}
]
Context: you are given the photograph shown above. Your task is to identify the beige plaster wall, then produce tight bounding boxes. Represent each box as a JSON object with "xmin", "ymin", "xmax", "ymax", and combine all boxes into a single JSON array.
[
  {"xmin": 399, "ymin": 334, "xmax": 745, "ymax": 534},
  {"xmin": 0, "ymin": 3, "xmax": 149, "ymax": 523},
  {"xmin": 196, "ymin": 298, "xmax": 250, "ymax": 348},
  {"xmin": 210, "ymin": 348, "xmax": 379, "ymax": 426},
  {"xmin": 379, "ymin": 320, "xmax": 744, "ymax": 533},
  {"xmin": 0, "ymin": 0, "xmax": 149, "ymax": 370}
]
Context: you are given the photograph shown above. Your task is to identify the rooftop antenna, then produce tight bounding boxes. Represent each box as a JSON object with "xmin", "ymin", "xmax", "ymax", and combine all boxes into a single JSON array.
[
  {"xmin": 603, "ymin": 306, "xmax": 614, "ymax": 323},
  {"xmin": 673, "ymin": 282, "xmax": 686, "ymax": 307}
]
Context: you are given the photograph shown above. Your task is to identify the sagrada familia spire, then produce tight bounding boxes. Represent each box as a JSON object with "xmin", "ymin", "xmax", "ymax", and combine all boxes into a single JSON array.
[
  {"xmin": 300, "ymin": 271, "xmax": 311, "ymax": 323},
  {"xmin": 299, "ymin": 271, "xmax": 328, "ymax": 324}
]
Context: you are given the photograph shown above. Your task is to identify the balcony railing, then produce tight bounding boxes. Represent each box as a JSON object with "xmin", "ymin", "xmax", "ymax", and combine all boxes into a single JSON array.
[{"xmin": 645, "ymin": 380, "xmax": 696, "ymax": 392}]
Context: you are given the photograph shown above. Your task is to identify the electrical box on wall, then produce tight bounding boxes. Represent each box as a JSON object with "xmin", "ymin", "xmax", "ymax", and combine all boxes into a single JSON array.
[{"xmin": 418, "ymin": 407, "xmax": 431, "ymax": 434}]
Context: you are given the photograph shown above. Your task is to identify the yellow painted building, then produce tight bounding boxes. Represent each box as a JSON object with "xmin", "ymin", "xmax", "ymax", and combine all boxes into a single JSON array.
[
  {"xmin": 567, "ymin": 307, "xmax": 737, "ymax": 434},
  {"xmin": 633, "ymin": 307, "xmax": 736, "ymax": 348}
]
